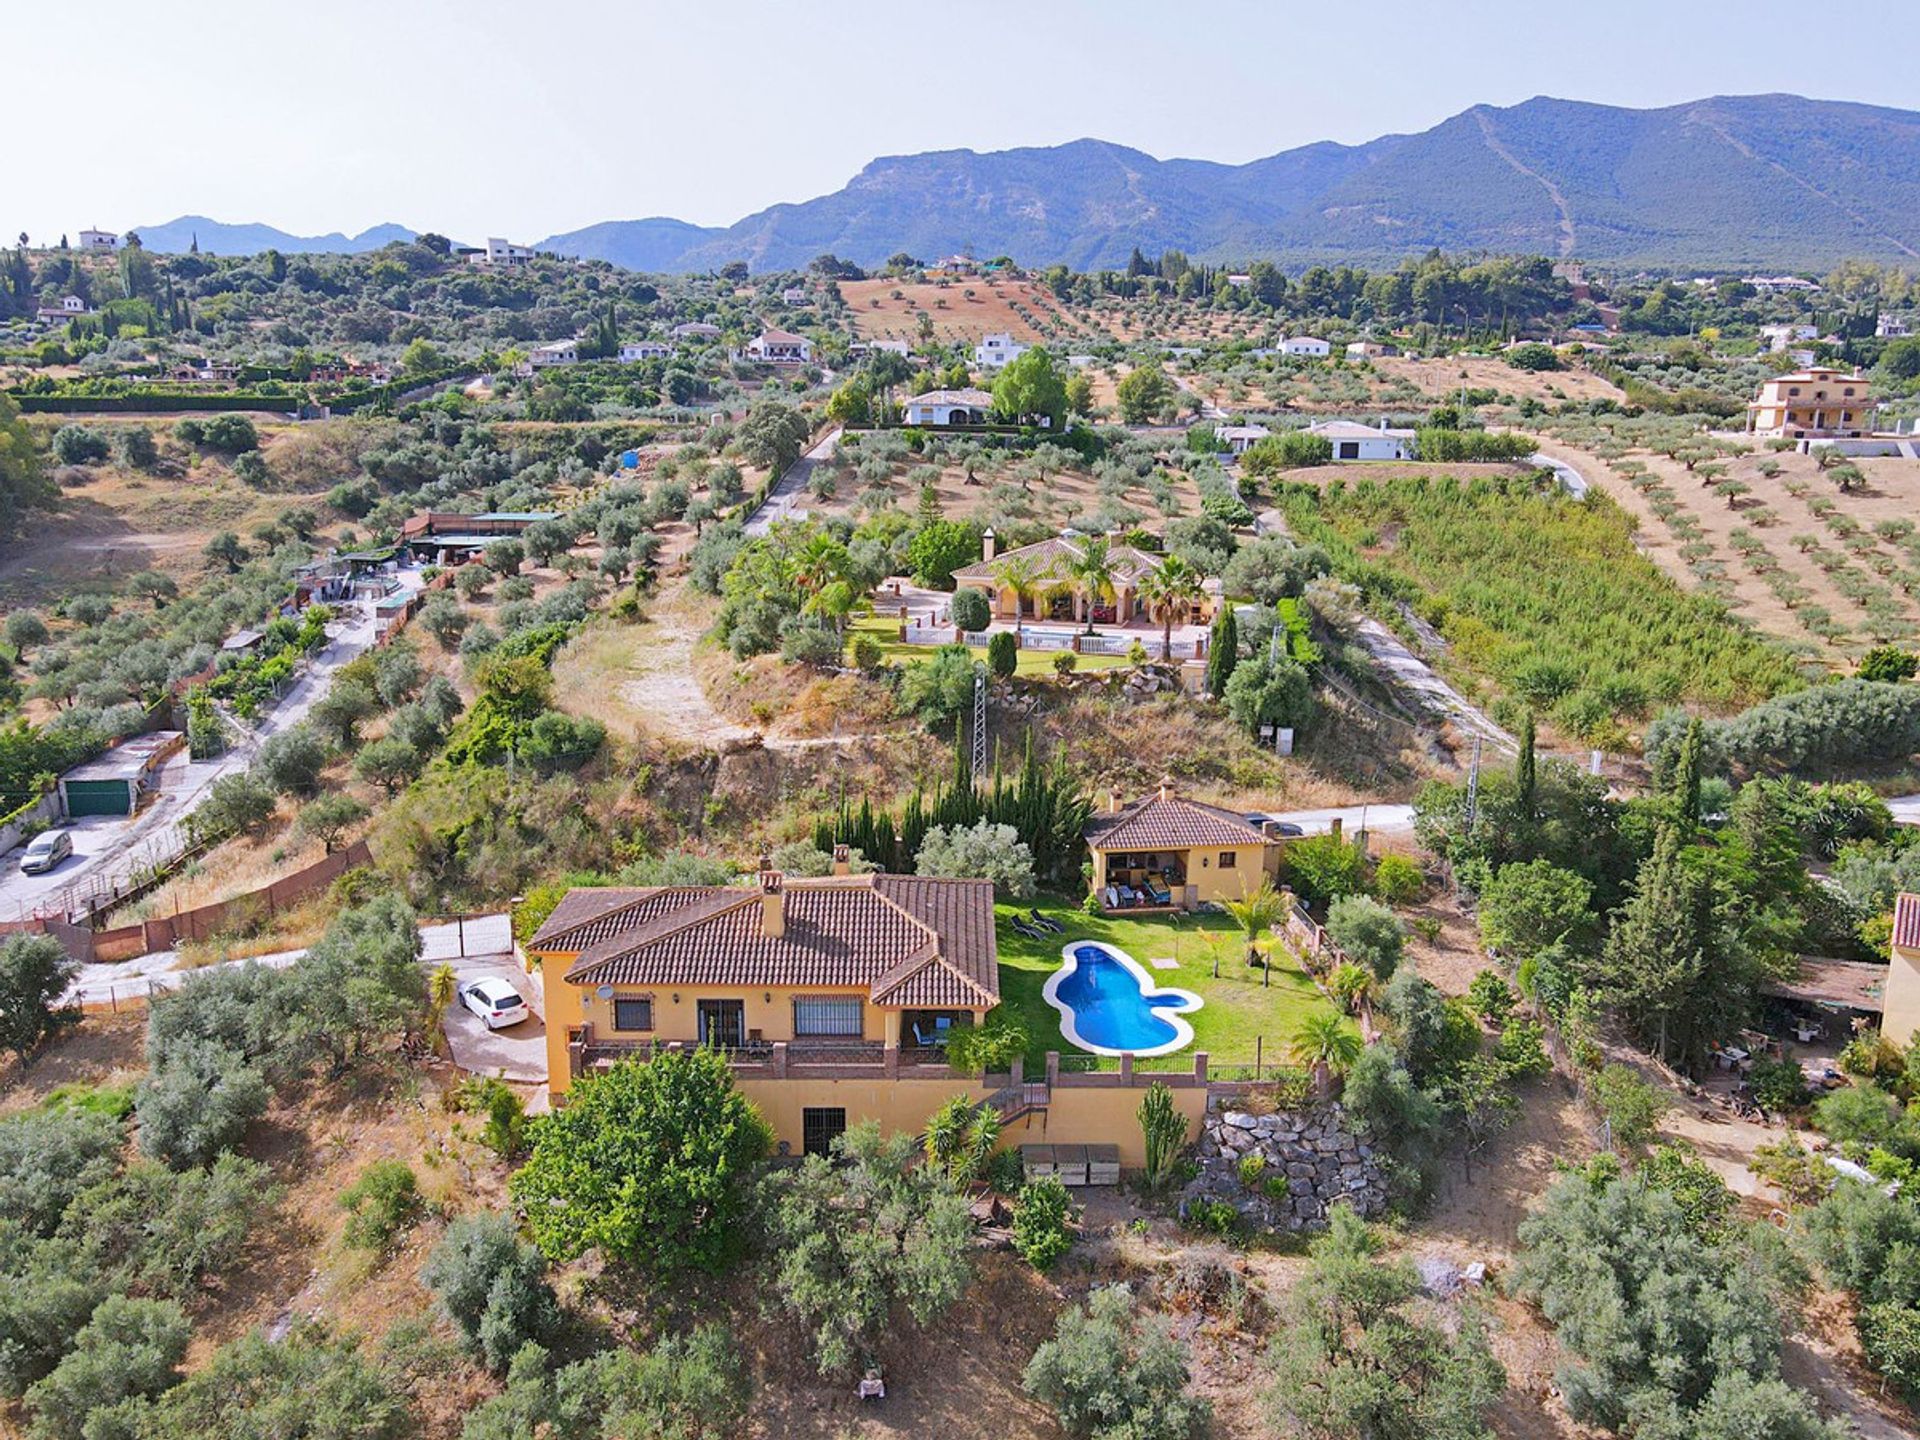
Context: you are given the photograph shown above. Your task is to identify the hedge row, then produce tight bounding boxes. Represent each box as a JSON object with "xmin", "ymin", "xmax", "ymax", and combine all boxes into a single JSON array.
[{"xmin": 15, "ymin": 393, "xmax": 297, "ymax": 415}]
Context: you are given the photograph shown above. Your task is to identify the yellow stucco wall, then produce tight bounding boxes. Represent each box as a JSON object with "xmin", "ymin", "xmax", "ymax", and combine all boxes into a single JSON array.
[
  {"xmin": 1885, "ymin": 942, "xmax": 1920, "ymax": 1048},
  {"xmin": 1090, "ymin": 842, "xmax": 1280, "ymax": 906}
]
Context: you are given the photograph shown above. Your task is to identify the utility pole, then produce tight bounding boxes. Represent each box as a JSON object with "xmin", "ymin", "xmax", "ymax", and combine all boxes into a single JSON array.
[
  {"xmin": 970, "ymin": 664, "xmax": 987, "ymax": 782},
  {"xmin": 1464, "ymin": 735, "xmax": 1483, "ymax": 835}
]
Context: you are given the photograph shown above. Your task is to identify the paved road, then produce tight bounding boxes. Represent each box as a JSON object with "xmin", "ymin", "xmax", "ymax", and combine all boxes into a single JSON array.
[
  {"xmin": 0, "ymin": 569, "xmax": 426, "ymax": 923},
  {"xmin": 1352, "ymin": 618, "xmax": 1517, "ymax": 756},
  {"xmin": 744, "ymin": 426, "xmax": 841, "ymax": 536},
  {"xmin": 1264, "ymin": 803, "xmax": 1417, "ymax": 837}
]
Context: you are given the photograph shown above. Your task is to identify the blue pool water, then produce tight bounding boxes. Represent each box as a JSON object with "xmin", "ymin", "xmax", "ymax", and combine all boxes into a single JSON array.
[{"xmin": 1045, "ymin": 942, "xmax": 1202, "ymax": 1056}]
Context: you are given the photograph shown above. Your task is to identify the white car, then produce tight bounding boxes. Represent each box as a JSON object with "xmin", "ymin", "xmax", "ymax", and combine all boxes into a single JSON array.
[
  {"xmin": 458, "ymin": 977, "xmax": 529, "ymax": 1029},
  {"xmin": 19, "ymin": 830, "xmax": 72, "ymax": 874}
]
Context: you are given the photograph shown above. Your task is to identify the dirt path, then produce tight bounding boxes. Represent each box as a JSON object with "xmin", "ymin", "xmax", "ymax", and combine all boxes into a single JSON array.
[{"xmin": 611, "ymin": 587, "xmax": 757, "ymax": 749}]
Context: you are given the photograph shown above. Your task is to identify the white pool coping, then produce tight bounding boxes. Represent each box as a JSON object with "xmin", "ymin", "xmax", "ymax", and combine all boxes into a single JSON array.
[{"xmin": 1043, "ymin": 939, "xmax": 1203, "ymax": 1058}]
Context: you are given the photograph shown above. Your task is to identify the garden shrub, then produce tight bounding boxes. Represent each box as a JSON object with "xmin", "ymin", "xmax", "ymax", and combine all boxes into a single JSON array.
[{"xmin": 1014, "ymin": 1176, "xmax": 1076, "ymax": 1271}]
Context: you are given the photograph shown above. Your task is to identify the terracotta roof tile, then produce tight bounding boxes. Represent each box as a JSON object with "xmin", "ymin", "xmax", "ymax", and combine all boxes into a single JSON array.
[
  {"xmin": 1084, "ymin": 793, "xmax": 1271, "ymax": 851},
  {"xmin": 542, "ymin": 874, "xmax": 998, "ymax": 1005},
  {"xmin": 1896, "ymin": 892, "xmax": 1920, "ymax": 953}
]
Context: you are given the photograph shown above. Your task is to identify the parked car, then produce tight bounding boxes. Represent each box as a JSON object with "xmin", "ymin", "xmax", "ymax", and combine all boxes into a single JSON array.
[
  {"xmin": 19, "ymin": 830, "xmax": 72, "ymax": 874},
  {"xmin": 459, "ymin": 976, "xmax": 529, "ymax": 1029},
  {"xmin": 1242, "ymin": 813, "xmax": 1305, "ymax": 837}
]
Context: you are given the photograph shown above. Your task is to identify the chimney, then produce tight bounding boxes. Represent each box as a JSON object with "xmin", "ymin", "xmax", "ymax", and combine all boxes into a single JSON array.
[
  {"xmin": 758, "ymin": 867, "xmax": 785, "ymax": 937},
  {"xmin": 831, "ymin": 843, "xmax": 850, "ymax": 877},
  {"xmin": 1378, "ymin": 416, "xmax": 1389, "ymax": 432},
  {"xmin": 1107, "ymin": 790, "xmax": 1120, "ymax": 814},
  {"xmin": 1158, "ymin": 777, "xmax": 1172, "ymax": 802},
  {"xmin": 982, "ymin": 527, "xmax": 996, "ymax": 563}
]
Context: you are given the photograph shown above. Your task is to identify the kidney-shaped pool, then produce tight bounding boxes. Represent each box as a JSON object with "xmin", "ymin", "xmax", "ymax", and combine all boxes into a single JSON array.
[{"xmin": 1042, "ymin": 941, "xmax": 1203, "ymax": 1057}]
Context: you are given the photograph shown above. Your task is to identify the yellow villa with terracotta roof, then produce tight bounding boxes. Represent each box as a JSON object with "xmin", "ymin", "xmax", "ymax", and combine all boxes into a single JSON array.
[
  {"xmin": 525, "ymin": 856, "xmax": 1211, "ymax": 1164},
  {"xmin": 1883, "ymin": 893, "xmax": 1920, "ymax": 1048}
]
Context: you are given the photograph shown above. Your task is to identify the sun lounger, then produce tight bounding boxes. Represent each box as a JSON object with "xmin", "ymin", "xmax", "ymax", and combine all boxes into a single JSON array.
[
  {"xmin": 1104, "ymin": 886, "xmax": 1121, "ymax": 909},
  {"xmin": 1030, "ymin": 908, "xmax": 1064, "ymax": 933},
  {"xmin": 1142, "ymin": 878, "xmax": 1173, "ymax": 906}
]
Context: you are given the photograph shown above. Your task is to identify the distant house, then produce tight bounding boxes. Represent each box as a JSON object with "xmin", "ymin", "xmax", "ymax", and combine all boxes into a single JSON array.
[
  {"xmin": 619, "ymin": 340, "xmax": 677, "ymax": 362},
  {"xmin": 1877, "ymin": 313, "xmax": 1912, "ymax": 339},
  {"xmin": 35, "ymin": 295, "xmax": 90, "ymax": 322},
  {"xmin": 1306, "ymin": 419, "xmax": 1416, "ymax": 461},
  {"xmin": 1277, "ymin": 336, "xmax": 1331, "ymax": 358},
  {"xmin": 525, "ymin": 340, "xmax": 579, "ymax": 371},
  {"xmin": 671, "ymin": 321, "xmax": 723, "ymax": 340},
  {"xmin": 950, "ymin": 532, "xmax": 1219, "ymax": 626},
  {"xmin": 1747, "ymin": 367, "xmax": 1871, "ymax": 439},
  {"xmin": 78, "ymin": 229, "xmax": 120, "ymax": 252},
  {"xmin": 1758, "ymin": 323, "xmax": 1819, "ymax": 352},
  {"xmin": 780, "ymin": 287, "xmax": 809, "ymax": 305},
  {"xmin": 848, "ymin": 339, "xmax": 911, "ymax": 358},
  {"xmin": 1225, "ymin": 274, "xmax": 1252, "ymax": 289},
  {"xmin": 1745, "ymin": 275, "xmax": 1821, "ymax": 294},
  {"xmin": 402, "ymin": 510, "xmax": 561, "ymax": 562},
  {"xmin": 973, "ymin": 332, "xmax": 1029, "ymax": 370},
  {"xmin": 58, "ymin": 732, "xmax": 184, "ymax": 817},
  {"xmin": 902, "ymin": 388, "xmax": 994, "ymax": 426},
  {"xmin": 1215, "ymin": 424, "xmax": 1271, "ymax": 455},
  {"xmin": 470, "ymin": 237, "xmax": 535, "ymax": 267},
  {"xmin": 743, "ymin": 328, "xmax": 813, "ymax": 365},
  {"xmin": 1345, "ymin": 340, "xmax": 1399, "ymax": 360}
]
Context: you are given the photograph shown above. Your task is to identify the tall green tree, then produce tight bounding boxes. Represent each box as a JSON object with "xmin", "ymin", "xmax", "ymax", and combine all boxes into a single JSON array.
[
  {"xmin": 1515, "ymin": 710, "xmax": 1537, "ymax": 818},
  {"xmin": 1673, "ymin": 715, "xmax": 1705, "ymax": 829},
  {"xmin": 1204, "ymin": 603, "xmax": 1238, "ymax": 698},
  {"xmin": 511, "ymin": 1048, "xmax": 771, "ymax": 1276},
  {"xmin": 0, "ymin": 932, "xmax": 78, "ymax": 1066},
  {"xmin": 989, "ymin": 347, "xmax": 1068, "ymax": 430}
]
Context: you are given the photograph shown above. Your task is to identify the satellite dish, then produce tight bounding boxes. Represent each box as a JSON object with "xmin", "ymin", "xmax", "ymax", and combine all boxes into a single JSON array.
[{"xmin": 596, "ymin": 984, "xmax": 614, "ymax": 1000}]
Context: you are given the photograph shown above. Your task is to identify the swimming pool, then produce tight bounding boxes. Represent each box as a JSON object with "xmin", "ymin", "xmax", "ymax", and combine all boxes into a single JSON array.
[{"xmin": 1042, "ymin": 941, "xmax": 1203, "ymax": 1057}]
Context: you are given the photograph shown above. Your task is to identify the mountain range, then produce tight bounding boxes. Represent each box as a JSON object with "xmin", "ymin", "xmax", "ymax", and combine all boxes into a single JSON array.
[
  {"xmin": 138, "ymin": 93, "xmax": 1920, "ymax": 273},
  {"xmin": 133, "ymin": 216, "xmax": 417, "ymax": 256}
]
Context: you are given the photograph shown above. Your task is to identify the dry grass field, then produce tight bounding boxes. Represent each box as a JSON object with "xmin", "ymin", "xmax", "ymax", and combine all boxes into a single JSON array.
[{"xmin": 838, "ymin": 277, "xmax": 1098, "ymax": 348}]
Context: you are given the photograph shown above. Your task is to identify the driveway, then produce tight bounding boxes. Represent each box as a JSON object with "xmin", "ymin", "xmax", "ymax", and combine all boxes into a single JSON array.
[
  {"xmin": 1352, "ymin": 618, "xmax": 1517, "ymax": 757},
  {"xmin": 0, "ymin": 568, "xmax": 427, "ymax": 923},
  {"xmin": 744, "ymin": 426, "xmax": 841, "ymax": 536},
  {"xmin": 60, "ymin": 912, "xmax": 545, "ymax": 1083},
  {"xmin": 1264, "ymin": 803, "xmax": 1416, "ymax": 837}
]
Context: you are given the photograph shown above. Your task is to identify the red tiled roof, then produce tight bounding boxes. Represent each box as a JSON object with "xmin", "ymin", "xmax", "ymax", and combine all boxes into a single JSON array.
[
  {"xmin": 1084, "ymin": 793, "xmax": 1271, "ymax": 851},
  {"xmin": 536, "ymin": 875, "xmax": 997, "ymax": 1006},
  {"xmin": 1896, "ymin": 892, "xmax": 1920, "ymax": 953}
]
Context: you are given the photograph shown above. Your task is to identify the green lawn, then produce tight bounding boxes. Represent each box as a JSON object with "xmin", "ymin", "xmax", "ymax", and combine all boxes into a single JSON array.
[
  {"xmin": 847, "ymin": 614, "xmax": 1129, "ymax": 677},
  {"xmin": 994, "ymin": 898, "xmax": 1333, "ymax": 1074}
]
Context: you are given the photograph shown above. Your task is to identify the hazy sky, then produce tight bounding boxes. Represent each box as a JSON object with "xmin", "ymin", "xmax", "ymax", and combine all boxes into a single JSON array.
[{"xmin": 13, "ymin": 0, "xmax": 1919, "ymax": 244}]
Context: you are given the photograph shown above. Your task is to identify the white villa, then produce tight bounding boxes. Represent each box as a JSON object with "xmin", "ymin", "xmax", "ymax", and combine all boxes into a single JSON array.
[
  {"xmin": 781, "ymin": 287, "xmax": 809, "ymax": 305},
  {"xmin": 78, "ymin": 229, "xmax": 120, "ymax": 252},
  {"xmin": 848, "ymin": 339, "xmax": 912, "ymax": 358},
  {"xmin": 1346, "ymin": 340, "xmax": 1400, "ymax": 359},
  {"xmin": 743, "ymin": 329, "xmax": 813, "ymax": 365},
  {"xmin": 471, "ymin": 238, "xmax": 536, "ymax": 268},
  {"xmin": 516, "ymin": 340, "xmax": 580, "ymax": 376},
  {"xmin": 902, "ymin": 388, "xmax": 994, "ymax": 426},
  {"xmin": 974, "ymin": 333, "xmax": 1029, "ymax": 370},
  {"xmin": 671, "ymin": 321, "xmax": 723, "ymax": 340},
  {"xmin": 1307, "ymin": 419, "xmax": 1415, "ymax": 461},
  {"xmin": 1759, "ymin": 323, "xmax": 1819, "ymax": 352},
  {"xmin": 35, "ymin": 295, "xmax": 90, "ymax": 323},
  {"xmin": 619, "ymin": 340, "xmax": 678, "ymax": 362},
  {"xmin": 1277, "ymin": 336, "xmax": 1331, "ymax": 358},
  {"xmin": 1215, "ymin": 424, "xmax": 1271, "ymax": 455}
]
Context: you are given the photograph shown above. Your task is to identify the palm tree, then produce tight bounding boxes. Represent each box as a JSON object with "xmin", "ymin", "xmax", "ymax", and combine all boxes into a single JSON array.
[
  {"xmin": 1220, "ymin": 877, "xmax": 1286, "ymax": 977},
  {"xmin": 427, "ymin": 963, "xmax": 458, "ymax": 1054},
  {"xmin": 1136, "ymin": 554, "xmax": 1205, "ymax": 660},
  {"xmin": 1063, "ymin": 536, "xmax": 1116, "ymax": 634},
  {"xmin": 990, "ymin": 550, "xmax": 1053, "ymax": 621},
  {"xmin": 1290, "ymin": 1011, "xmax": 1364, "ymax": 1075}
]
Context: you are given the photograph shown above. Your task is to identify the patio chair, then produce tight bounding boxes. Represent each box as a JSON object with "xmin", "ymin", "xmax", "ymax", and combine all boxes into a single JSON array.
[
  {"xmin": 1103, "ymin": 885, "xmax": 1122, "ymax": 909},
  {"xmin": 1142, "ymin": 877, "xmax": 1173, "ymax": 906},
  {"xmin": 1009, "ymin": 917, "xmax": 1042, "ymax": 940},
  {"xmin": 1030, "ymin": 908, "xmax": 1064, "ymax": 933}
]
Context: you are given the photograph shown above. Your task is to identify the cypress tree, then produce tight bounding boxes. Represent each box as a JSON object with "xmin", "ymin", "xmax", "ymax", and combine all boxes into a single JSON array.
[
  {"xmin": 1515, "ymin": 711, "xmax": 1536, "ymax": 817},
  {"xmin": 1204, "ymin": 605, "xmax": 1238, "ymax": 698},
  {"xmin": 1673, "ymin": 716, "xmax": 1705, "ymax": 829}
]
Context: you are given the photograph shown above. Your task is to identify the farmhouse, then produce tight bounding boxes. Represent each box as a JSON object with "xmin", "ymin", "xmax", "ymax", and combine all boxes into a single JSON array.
[
  {"xmin": 901, "ymin": 387, "xmax": 994, "ymax": 426},
  {"xmin": 1307, "ymin": 418, "xmax": 1416, "ymax": 461},
  {"xmin": 523, "ymin": 340, "xmax": 579, "ymax": 374},
  {"xmin": 743, "ymin": 328, "xmax": 813, "ymax": 365},
  {"xmin": 401, "ymin": 509, "xmax": 559, "ymax": 561},
  {"xmin": 1084, "ymin": 785, "xmax": 1287, "ymax": 912},
  {"xmin": 1882, "ymin": 893, "xmax": 1920, "ymax": 1047},
  {"xmin": 35, "ymin": 295, "xmax": 90, "ymax": 323},
  {"xmin": 671, "ymin": 321, "xmax": 722, "ymax": 339},
  {"xmin": 1277, "ymin": 336, "xmax": 1331, "ymax": 358},
  {"xmin": 1746, "ymin": 367, "xmax": 1871, "ymax": 439},
  {"xmin": 1215, "ymin": 424, "xmax": 1271, "ymax": 455},
  {"xmin": 1345, "ymin": 340, "xmax": 1399, "ymax": 359},
  {"xmin": 780, "ymin": 287, "xmax": 809, "ymax": 305},
  {"xmin": 848, "ymin": 339, "xmax": 911, "ymax": 358},
  {"xmin": 974, "ymin": 332, "xmax": 1029, "ymax": 370},
  {"xmin": 78, "ymin": 229, "xmax": 120, "ymax": 252},
  {"xmin": 618, "ymin": 340, "xmax": 677, "ymax": 362},
  {"xmin": 950, "ymin": 533, "xmax": 1218, "ymax": 627}
]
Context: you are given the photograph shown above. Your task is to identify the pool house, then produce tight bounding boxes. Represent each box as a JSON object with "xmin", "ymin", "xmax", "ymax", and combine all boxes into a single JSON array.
[{"xmin": 1084, "ymin": 786, "xmax": 1290, "ymax": 912}]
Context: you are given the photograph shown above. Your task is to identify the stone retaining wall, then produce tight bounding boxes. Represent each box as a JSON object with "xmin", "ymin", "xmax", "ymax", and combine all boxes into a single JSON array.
[{"xmin": 1181, "ymin": 1092, "xmax": 1387, "ymax": 1231}]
